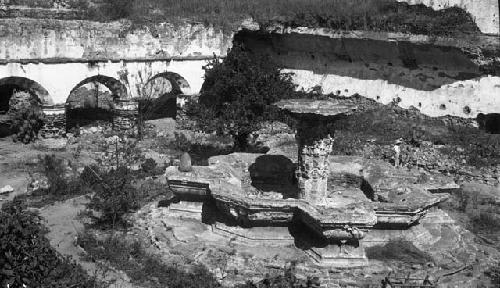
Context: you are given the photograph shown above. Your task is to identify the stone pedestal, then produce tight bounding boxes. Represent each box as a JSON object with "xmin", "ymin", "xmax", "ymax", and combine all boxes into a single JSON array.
[{"xmin": 295, "ymin": 115, "xmax": 335, "ymax": 205}]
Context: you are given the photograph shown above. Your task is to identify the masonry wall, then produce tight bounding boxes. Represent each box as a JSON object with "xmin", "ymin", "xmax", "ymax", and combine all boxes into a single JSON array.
[{"xmin": 0, "ymin": 18, "xmax": 232, "ymax": 61}]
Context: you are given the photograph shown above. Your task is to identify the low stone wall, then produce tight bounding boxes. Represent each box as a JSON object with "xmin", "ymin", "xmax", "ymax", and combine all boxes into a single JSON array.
[{"xmin": 41, "ymin": 106, "xmax": 66, "ymax": 138}]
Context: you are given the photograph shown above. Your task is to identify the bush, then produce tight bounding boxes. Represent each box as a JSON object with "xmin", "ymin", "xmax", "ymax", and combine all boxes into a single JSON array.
[
  {"xmin": 86, "ymin": 166, "xmax": 141, "ymax": 228},
  {"xmin": 0, "ymin": 199, "xmax": 100, "ymax": 287},
  {"xmin": 23, "ymin": 154, "xmax": 92, "ymax": 207},
  {"xmin": 77, "ymin": 232, "xmax": 219, "ymax": 288},
  {"xmin": 39, "ymin": 154, "xmax": 87, "ymax": 196},
  {"xmin": 9, "ymin": 91, "xmax": 45, "ymax": 144},
  {"xmin": 236, "ymin": 267, "xmax": 321, "ymax": 288},
  {"xmin": 366, "ymin": 239, "xmax": 433, "ymax": 265}
]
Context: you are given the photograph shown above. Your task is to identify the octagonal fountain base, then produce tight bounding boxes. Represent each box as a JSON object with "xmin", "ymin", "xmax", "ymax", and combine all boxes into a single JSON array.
[{"xmin": 165, "ymin": 148, "xmax": 455, "ymax": 268}]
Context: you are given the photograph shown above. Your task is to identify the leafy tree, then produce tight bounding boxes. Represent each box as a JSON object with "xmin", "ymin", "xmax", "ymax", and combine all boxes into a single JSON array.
[{"xmin": 193, "ymin": 44, "xmax": 297, "ymax": 151}]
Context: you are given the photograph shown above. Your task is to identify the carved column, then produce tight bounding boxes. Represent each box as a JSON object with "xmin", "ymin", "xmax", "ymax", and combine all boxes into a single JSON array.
[{"xmin": 295, "ymin": 116, "xmax": 334, "ymax": 204}]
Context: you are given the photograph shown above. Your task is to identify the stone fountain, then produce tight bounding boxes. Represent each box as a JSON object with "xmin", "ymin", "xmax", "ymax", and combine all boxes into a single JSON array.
[{"xmin": 164, "ymin": 98, "xmax": 454, "ymax": 268}]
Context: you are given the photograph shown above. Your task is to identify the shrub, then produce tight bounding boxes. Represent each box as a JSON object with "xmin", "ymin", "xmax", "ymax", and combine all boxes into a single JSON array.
[
  {"xmin": 141, "ymin": 157, "xmax": 159, "ymax": 175},
  {"xmin": 9, "ymin": 91, "xmax": 45, "ymax": 144},
  {"xmin": 77, "ymin": 231, "xmax": 219, "ymax": 288},
  {"xmin": 366, "ymin": 239, "xmax": 433, "ymax": 265},
  {"xmin": 235, "ymin": 267, "xmax": 321, "ymax": 288},
  {"xmin": 24, "ymin": 154, "xmax": 92, "ymax": 207},
  {"xmin": 86, "ymin": 166, "xmax": 141, "ymax": 228},
  {"xmin": 0, "ymin": 199, "xmax": 100, "ymax": 287},
  {"xmin": 193, "ymin": 44, "xmax": 297, "ymax": 151},
  {"xmin": 96, "ymin": 133, "xmax": 145, "ymax": 170}
]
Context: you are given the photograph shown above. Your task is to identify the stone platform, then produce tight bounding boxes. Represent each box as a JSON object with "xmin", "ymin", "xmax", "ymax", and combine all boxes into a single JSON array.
[{"xmin": 165, "ymin": 151, "xmax": 457, "ymax": 267}]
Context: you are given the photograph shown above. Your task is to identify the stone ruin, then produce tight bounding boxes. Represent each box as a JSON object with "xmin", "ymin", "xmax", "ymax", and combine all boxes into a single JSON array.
[{"xmin": 164, "ymin": 98, "xmax": 458, "ymax": 269}]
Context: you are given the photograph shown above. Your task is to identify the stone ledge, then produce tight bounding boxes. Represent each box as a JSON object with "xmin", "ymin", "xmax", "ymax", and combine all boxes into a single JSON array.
[{"xmin": 211, "ymin": 223, "xmax": 295, "ymax": 247}]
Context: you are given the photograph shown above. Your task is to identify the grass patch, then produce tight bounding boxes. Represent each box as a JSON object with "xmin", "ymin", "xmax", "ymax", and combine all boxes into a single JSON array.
[
  {"xmin": 77, "ymin": 231, "xmax": 220, "ymax": 288},
  {"xmin": 366, "ymin": 239, "xmax": 433, "ymax": 265},
  {"xmin": 12, "ymin": 0, "xmax": 480, "ymax": 36},
  {"xmin": 90, "ymin": 0, "xmax": 479, "ymax": 36}
]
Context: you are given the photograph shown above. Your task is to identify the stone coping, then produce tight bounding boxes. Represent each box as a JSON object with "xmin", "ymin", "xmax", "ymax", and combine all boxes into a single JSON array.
[{"xmin": 274, "ymin": 99, "xmax": 358, "ymax": 117}]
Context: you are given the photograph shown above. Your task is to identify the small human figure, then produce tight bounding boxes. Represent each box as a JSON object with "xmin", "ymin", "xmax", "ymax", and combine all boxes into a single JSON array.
[{"xmin": 394, "ymin": 138, "xmax": 403, "ymax": 167}]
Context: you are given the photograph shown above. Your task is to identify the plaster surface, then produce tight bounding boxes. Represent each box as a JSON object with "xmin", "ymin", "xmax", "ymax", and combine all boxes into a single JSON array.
[{"xmin": 0, "ymin": 59, "xmax": 207, "ymax": 105}]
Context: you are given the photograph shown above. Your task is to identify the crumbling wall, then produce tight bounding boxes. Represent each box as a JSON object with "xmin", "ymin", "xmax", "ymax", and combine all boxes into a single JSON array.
[
  {"xmin": 0, "ymin": 18, "xmax": 232, "ymax": 61},
  {"xmin": 236, "ymin": 30, "xmax": 500, "ymax": 118},
  {"xmin": 397, "ymin": 0, "xmax": 500, "ymax": 35}
]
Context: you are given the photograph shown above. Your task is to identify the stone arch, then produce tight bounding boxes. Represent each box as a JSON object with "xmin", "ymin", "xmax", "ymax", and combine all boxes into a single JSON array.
[
  {"xmin": 0, "ymin": 77, "xmax": 50, "ymax": 113},
  {"xmin": 146, "ymin": 72, "xmax": 191, "ymax": 95},
  {"xmin": 69, "ymin": 75, "xmax": 127, "ymax": 99},
  {"xmin": 65, "ymin": 75, "xmax": 126, "ymax": 132},
  {"xmin": 141, "ymin": 72, "xmax": 191, "ymax": 120}
]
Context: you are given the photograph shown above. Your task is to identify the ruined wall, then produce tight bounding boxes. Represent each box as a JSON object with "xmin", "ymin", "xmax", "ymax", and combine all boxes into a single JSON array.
[
  {"xmin": 0, "ymin": 18, "xmax": 232, "ymax": 60},
  {"xmin": 397, "ymin": 0, "xmax": 500, "ymax": 35},
  {"xmin": 237, "ymin": 30, "xmax": 500, "ymax": 118},
  {"xmin": 0, "ymin": 18, "xmax": 233, "ymax": 105}
]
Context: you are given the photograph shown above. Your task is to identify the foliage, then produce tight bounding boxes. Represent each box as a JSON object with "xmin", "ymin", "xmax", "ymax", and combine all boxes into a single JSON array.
[
  {"xmin": 38, "ymin": 154, "xmax": 88, "ymax": 196},
  {"xmin": 236, "ymin": 267, "xmax": 320, "ymax": 288},
  {"xmin": 77, "ymin": 231, "xmax": 220, "ymax": 288},
  {"xmin": 366, "ymin": 239, "xmax": 433, "ymax": 265},
  {"xmin": 154, "ymin": 132, "xmax": 234, "ymax": 165},
  {"xmin": 0, "ymin": 199, "xmax": 100, "ymax": 288},
  {"xmin": 330, "ymin": 95, "xmax": 500, "ymax": 168},
  {"xmin": 140, "ymin": 157, "xmax": 160, "ymax": 176},
  {"xmin": 171, "ymin": 131, "xmax": 193, "ymax": 152},
  {"xmin": 192, "ymin": 44, "xmax": 297, "ymax": 150},
  {"xmin": 21, "ymin": 154, "xmax": 92, "ymax": 207},
  {"xmin": 9, "ymin": 91, "xmax": 45, "ymax": 144},
  {"xmin": 81, "ymin": 0, "xmax": 480, "ymax": 36},
  {"xmin": 85, "ymin": 166, "xmax": 141, "ymax": 228},
  {"xmin": 96, "ymin": 133, "xmax": 145, "ymax": 169}
]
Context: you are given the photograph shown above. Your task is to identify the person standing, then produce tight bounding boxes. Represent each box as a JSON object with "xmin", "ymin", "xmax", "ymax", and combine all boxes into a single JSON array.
[{"xmin": 394, "ymin": 138, "xmax": 403, "ymax": 167}]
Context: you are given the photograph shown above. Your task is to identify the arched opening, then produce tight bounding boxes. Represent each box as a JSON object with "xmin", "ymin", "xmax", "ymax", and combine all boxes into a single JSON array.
[
  {"xmin": 140, "ymin": 72, "xmax": 190, "ymax": 120},
  {"xmin": 66, "ymin": 75, "xmax": 126, "ymax": 133},
  {"xmin": 0, "ymin": 77, "xmax": 47, "ymax": 137}
]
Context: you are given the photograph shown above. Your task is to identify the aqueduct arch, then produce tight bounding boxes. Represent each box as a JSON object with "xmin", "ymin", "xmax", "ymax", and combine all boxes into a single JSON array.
[
  {"xmin": 65, "ymin": 75, "xmax": 128, "ymax": 132},
  {"xmin": 0, "ymin": 77, "xmax": 50, "ymax": 113},
  {"xmin": 141, "ymin": 72, "xmax": 191, "ymax": 119}
]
